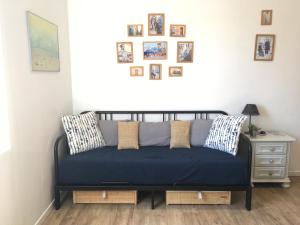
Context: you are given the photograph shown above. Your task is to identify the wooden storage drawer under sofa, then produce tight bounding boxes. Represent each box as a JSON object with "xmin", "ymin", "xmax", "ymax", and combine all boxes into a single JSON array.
[
  {"xmin": 73, "ymin": 191, "xmax": 137, "ymax": 204},
  {"xmin": 166, "ymin": 191, "xmax": 231, "ymax": 205}
]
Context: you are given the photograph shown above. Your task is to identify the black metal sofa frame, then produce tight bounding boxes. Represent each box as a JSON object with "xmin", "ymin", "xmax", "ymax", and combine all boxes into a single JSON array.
[{"xmin": 54, "ymin": 110, "xmax": 252, "ymax": 210}]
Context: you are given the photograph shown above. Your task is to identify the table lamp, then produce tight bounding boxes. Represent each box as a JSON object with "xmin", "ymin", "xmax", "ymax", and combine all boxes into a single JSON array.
[{"xmin": 242, "ymin": 104, "xmax": 260, "ymax": 136}]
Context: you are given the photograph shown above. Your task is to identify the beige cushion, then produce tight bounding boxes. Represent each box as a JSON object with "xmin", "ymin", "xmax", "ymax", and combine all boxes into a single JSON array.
[
  {"xmin": 170, "ymin": 121, "xmax": 191, "ymax": 149},
  {"xmin": 118, "ymin": 121, "xmax": 139, "ymax": 150}
]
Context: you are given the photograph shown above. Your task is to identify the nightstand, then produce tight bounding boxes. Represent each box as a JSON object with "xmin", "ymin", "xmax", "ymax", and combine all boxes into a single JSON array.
[{"xmin": 247, "ymin": 132, "xmax": 296, "ymax": 188}]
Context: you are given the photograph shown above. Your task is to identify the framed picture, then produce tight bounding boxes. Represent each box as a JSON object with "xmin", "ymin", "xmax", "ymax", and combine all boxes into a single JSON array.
[
  {"xmin": 116, "ymin": 42, "xmax": 133, "ymax": 63},
  {"xmin": 261, "ymin": 10, "xmax": 273, "ymax": 25},
  {"xmin": 143, "ymin": 41, "xmax": 167, "ymax": 60},
  {"xmin": 169, "ymin": 67, "xmax": 183, "ymax": 77},
  {"xmin": 254, "ymin": 34, "xmax": 275, "ymax": 61},
  {"xmin": 170, "ymin": 24, "xmax": 186, "ymax": 37},
  {"xmin": 148, "ymin": 13, "xmax": 165, "ymax": 36},
  {"xmin": 128, "ymin": 24, "xmax": 143, "ymax": 37},
  {"xmin": 26, "ymin": 11, "xmax": 60, "ymax": 72},
  {"xmin": 177, "ymin": 41, "xmax": 194, "ymax": 63},
  {"xmin": 130, "ymin": 66, "xmax": 144, "ymax": 76},
  {"xmin": 149, "ymin": 64, "xmax": 162, "ymax": 80}
]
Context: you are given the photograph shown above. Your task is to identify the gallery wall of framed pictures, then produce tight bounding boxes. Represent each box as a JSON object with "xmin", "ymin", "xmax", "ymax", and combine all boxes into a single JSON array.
[
  {"xmin": 117, "ymin": 10, "xmax": 276, "ymax": 80},
  {"xmin": 116, "ymin": 13, "xmax": 194, "ymax": 80}
]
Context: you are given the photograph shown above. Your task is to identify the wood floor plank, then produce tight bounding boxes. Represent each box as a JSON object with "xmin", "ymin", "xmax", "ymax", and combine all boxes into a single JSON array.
[{"xmin": 43, "ymin": 178, "xmax": 300, "ymax": 225}]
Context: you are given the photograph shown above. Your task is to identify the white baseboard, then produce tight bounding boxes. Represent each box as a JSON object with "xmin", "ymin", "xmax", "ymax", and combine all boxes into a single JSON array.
[
  {"xmin": 34, "ymin": 200, "xmax": 54, "ymax": 225},
  {"xmin": 289, "ymin": 171, "xmax": 300, "ymax": 177}
]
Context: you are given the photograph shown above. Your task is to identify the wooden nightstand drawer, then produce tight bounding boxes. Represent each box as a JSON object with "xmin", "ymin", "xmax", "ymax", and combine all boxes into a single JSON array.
[
  {"xmin": 73, "ymin": 191, "xmax": 137, "ymax": 204},
  {"xmin": 166, "ymin": 191, "xmax": 231, "ymax": 205},
  {"xmin": 254, "ymin": 167, "xmax": 285, "ymax": 179},
  {"xmin": 255, "ymin": 142, "xmax": 287, "ymax": 155},
  {"xmin": 255, "ymin": 155, "xmax": 286, "ymax": 167}
]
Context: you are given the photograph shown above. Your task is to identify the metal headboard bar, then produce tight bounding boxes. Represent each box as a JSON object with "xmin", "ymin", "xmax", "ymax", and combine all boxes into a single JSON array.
[{"xmin": 82, "ymin": 110, "xmax": 228, "ymax": 121}]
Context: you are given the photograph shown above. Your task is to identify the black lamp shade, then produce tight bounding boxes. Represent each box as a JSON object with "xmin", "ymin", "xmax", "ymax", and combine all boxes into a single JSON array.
[{"xmin": 242, "ymin": 104, "xmax": 260, "ymax": 116}]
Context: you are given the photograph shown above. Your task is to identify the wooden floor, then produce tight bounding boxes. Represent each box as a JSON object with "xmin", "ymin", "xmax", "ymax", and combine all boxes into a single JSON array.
[{"xmin": 43, "ymin": 177, "xmax": 300, "ymax": 225}]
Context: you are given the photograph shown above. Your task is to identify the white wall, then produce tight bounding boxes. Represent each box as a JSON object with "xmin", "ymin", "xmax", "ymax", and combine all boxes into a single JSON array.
[
  {"xmin": 0, "ymin": 0, "xmax": 72, "ymax": 224},
  {"xmin": 69, "ymin": 0, "xmax": 300, "ymax": 173}
]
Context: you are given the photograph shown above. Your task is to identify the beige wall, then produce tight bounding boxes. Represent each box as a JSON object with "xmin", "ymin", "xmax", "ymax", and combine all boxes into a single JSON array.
[
  {"xmin": 0, "ymin": 0, "xmax": 72, "ymax": 224},
  {"xmin": 68, "ymin": 0, "xmax": 300, "ymax": 173}
]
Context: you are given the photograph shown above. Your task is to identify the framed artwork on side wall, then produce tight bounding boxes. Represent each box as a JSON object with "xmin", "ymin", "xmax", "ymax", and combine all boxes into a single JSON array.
[
  {"xmin": 26, "ymin": 11, "xmax": 60, "ymax": 72},
  {"xmin": 148, "ymin": 13, "xmax": 165, "ymax": 36},
  {"xmin": 116, "ymin": 42, "xmax": 134, "ymax": 63},
  {"xmin": 254, "ymin": 34, "xmax": 275, "ymax": 61}
]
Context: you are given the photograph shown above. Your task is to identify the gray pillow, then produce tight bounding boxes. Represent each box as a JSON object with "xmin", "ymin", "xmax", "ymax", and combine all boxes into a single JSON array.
[
  {"xmin": 139, "ymin": 122, "xmax": 170, "ymax": 146},
  {"xmin": 191, "ymin": 119, "xmax": 213, "ymax": 146},
  {"xmin": 99, "ymin": 120, "xmax": 118, "ymax": 146}
]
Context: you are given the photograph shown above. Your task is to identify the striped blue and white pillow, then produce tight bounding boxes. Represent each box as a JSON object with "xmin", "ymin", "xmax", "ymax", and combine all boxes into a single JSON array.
[
  {"xmin": 62, "ymin": 112, "xmax": 105, "ymax": 155},
  {"xmin": 204, "ymin": 115, "xmax": 247, "ymax": 156}
]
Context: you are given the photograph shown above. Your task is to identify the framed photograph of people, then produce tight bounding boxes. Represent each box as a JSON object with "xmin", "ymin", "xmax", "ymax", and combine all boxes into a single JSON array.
[
  {"xmin": 261, "ymin": 10, "xmax": 272, "ymax": 25},
  {"xmin": 130, "ymin": 66, "xmax": 144, "ymax": 77},
  {"xmin": 177, "ymin": 41, "xmax": 194, "ymax": 63},
  {"xmin": 170, "ymin": 24, "xmax": 186, "ymax": 37},
  {"xmin": 169, "ymin": 67, "xmax": 183, "ymax": 77},
  {"xmin": 148, "ymin": 13, "xmax": 165, "ymax": 36},
  {"xmin": 143, "ymin": 41, "xmax": 167, "ymax": 60},
  {"xmin": 149, "ymin": 64, "xmax": 162, "ymax": 80},
  {"xmin": 116, "ymin": 42, "xmax": 133, "ymax": 63},
  {"xmin": 254, "ymin": 34, "xmax": 275, "ymax": 61},
  {"xmin": 128, "ymin": 24, "xmax": 143, "ymax": 37}
]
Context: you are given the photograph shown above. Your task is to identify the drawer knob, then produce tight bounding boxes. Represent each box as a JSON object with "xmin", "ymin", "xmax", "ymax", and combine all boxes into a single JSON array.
[
  {"xmin": 101, "ymin": 191, "xmax": 107, "ymax": 199},
  {"xmin": 271, "ymin": 147, "xmax": 276, "ymax": 152},
  {"xmin": 268, "ymin": 172, "xmax": 273, "ymax": 176},
  {"xmin": 269, "ymin": 159, "xmax": 274, "ymax": 163}
]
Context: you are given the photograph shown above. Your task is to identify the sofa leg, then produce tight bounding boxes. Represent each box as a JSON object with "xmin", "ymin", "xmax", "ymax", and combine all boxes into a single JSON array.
[
  {"xmin": 245, "ymin": 187, "xmax": 252, "ymax": 211},
  {"xmin": 151, "ymin": 191, "xmax": 155, "ymax": 210},
  {"xmin": 54, "ymin": 188, "xmax": 61, "ymax": 210}
]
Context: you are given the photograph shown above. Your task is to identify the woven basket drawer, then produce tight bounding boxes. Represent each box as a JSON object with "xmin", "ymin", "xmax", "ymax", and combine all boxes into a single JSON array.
[
  {"xmin": 73, "ymin": 191, "xmax": 137, "ymax": 204},
  {"xmin": 166, "ymin": 191, "xmax": 231, "ymax": 205}
]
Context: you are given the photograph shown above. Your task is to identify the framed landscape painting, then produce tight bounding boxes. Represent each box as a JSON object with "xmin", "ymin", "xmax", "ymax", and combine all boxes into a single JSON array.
[
  {"xmin": 149, "ymin": 64, "xmax": 162, "ymax": 80},
  {"xmin": 143, "ymin": 41, "xmax": 167, "ymax": 60},
  {"xmin": 26, "ymin": 11, "xmax": 60, "ymax": 72},
  {"xmin": 148, "ymin": 13, "xmax": 165, "ymax": 36},
  {"xmin": 116, "ymin": 42, "xmax": 134, "ymax": 63},
  {"xmin": 254, "ymin": 34, "xmax": 275, "ymax": 61},
  {"xmin": 130, "ymin": 66, "xmax": 144, "ymax": 76},
  {"xmin": 128, "ymin": 24, "xmax": 143, "ymax": 37},
  {"xmin": 169, "ymin": 67, "xmax": 183, "ymax": 77},
  {"xmin": 170, "ymin": 24, "xmax": 186, "ymax": 37},
  {"xmin": 177, "ymin": 41, "xmax": 194, "ymax": 63}
]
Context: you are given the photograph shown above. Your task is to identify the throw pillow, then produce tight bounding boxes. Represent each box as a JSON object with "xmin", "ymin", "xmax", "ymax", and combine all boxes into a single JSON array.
[
  {"xmin": 204, "ymin": 115, "xmax": 247, "ymax": 156},
  {"xmin": 99, "ymin": 120, "xmax": 118, "ymax": 146},
  {"xmin": 118, "ymin": 121, "xmax": 139, "ymax": 150},
  {"xmin": 139, "ymin": 122, "xmax": 170, "ymax": 146},
  {"xmin": 62, "ymin": 112, "xmax": 106, "ymax": 155},
  {"xmin": 190, "ymin": 119, "xmax": 213, "ymax": 146},
  {"xmin": 170, "ymin": 121, "xmax": 191, "ymax": 149}
]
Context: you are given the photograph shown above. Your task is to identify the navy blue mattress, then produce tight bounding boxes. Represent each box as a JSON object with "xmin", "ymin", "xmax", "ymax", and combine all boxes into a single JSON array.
[{"xmin": 58, "ymin": 146, "xmax": 250, "ymax": 186}]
